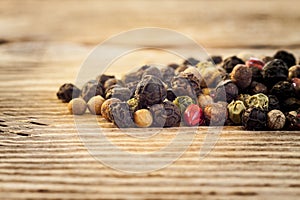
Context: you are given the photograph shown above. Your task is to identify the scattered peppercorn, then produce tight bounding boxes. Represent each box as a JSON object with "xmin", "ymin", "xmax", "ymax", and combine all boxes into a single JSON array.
[
  {"xmin": 68, "ymin": 98, "xmax": 87, "ymax": 115},
  {"xmin": 198, "ymin": 94, "xmax": 213, "ymax": 109},
  {"xmin": 171, "ymin": 76, "xmax": 197, "ymax": 100},
  {"xmin": 248, "ymin": 81, "xmax": 268, "ymax": 95},
  {"xmin": 87, "ymin": 95, "xmax": 105, "ymax": 115},
  {"xmin": 285, "ymin": 110, "xmax": 300, "ymax": 130},
  {"xmin": 214, "ymin": 80, "xmax": 239, "ymax": 103},
  {"xmin": 247, "ymin": 93, "xmax": 269, "ymax": 111},
  {"xmin": 273, "ymin": 50, "xmax": 296, "ymax": 68},
  {"xmin": 81, "ymin": 80, "xmax": 104, "ymax": 102},
  {"xmin": 149, "ymin": 104, "xmax": 167, "ymax": 127},
  {"xmin": 267, "ymin": 110, "xmax": 286, "ymax": 130},
  {"xmin": 173, "ymin": 96, "xmax": 195, "ymax": 114},
  {"xmin": 263, "ymin": 59, "xmax": 288, "ymax": 88},
  {"xmin": 134, "ymin": 109, "xmax": 153, "ymax": 128},
  {"xmin": 242, "ymin": 107, "xmax": 267, "ymax": 130},
  {"xmin": 163, "ymin": 101, "xmax": 181, "ymax": 127},
  {"xmin": 230, "ymin": 64, "xmax": 252, "ymax": 90},
  {"xmin": 207, "ymin": 55, "xmax": 222, "ymax": 65},
  {"xmin": 222, "ymin": 56, "xmax": 245, "ymax": 74},
  {"xmin": 183, "ymin": 57, "xmax": 199, "ymax": 66},
  {"xmin": 105, "ymin": 87, "xmax": 131, "ymax": 101},
  {"xmin": 110, "ymin": 102, "xmax": 135, "ymax": 128},
  {"xmin": 270, "ymin": 81, "xmax": 294, "ymax": 102},
  {"xmin": 204, "ymin": 103, "xmax": 227, "ymax": 126},
  {"xmin": 57, "ymin": 83, "xmax": 81, "ymax": 103},
  {"xmin": 184, "ymin": 104, "xmax": 205, "ymax": 126},
  {"xmin": 100, "ymin": 98, "xmax": 122, "ymax": 122},
  {"xmin": 227, "ymin": 100, "xmax": 246, "ymax": 125},
  {"xmin": 288, "ymin": 65, "xmax": 300, "ymax": 81},
  {"xmin": 268, "ymin": 95, "xmax": 281, "ymax": 111}
]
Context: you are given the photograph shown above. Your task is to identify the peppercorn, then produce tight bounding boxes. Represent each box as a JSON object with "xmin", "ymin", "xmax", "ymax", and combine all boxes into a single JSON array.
[
  {"xmin": 249, "ymin": 81, "xmax": 268, "ymax": 95},
  {"xmin": 207, "ymin": 55, "xmax": 223, "ymax": 65},
  {"xmin": 68, "ymin": 98, "xmax": 87, "ymax": 115},
  {"xmin": 161, "ymin": 66, "xmax": 175, "ymax": 88},
  {"xmin": 168, "ymin": 63, "xmax": 179, "ymax": 70},
  {"xmin": 261, "ymin": 56, "xmax": 274, "ymax": 64},
  {"xmin": 122, "ymin": 71, "xmax": 142, "ymax": 84},
  {"xmin": 281, "ymin": 98, "xmax": 300, "ymax": 112},
  {"xmin": 268, "ymin": 95, "xmax": 280, "ymax": 111},
  {"xmin": 173, "ymin": 96, "xmax": 195, "ymax": 114},
  {"xmin": 81, "ymin": 80, "xmax": 104, "ymax": 102},
  {"xmin": 267, "ymin": 110, "xmax": 286, "ymax": 130},
  {"xmin": 57, "ymin": 83, "xmax": 81, "ymax": 103},
  {"xmin": 270, "ymin": 81, "xmax": 295, "ymax": 101},
  {"xmin": 263, "ymin": 59, "xmax": 289, "ymax": 88},
  {"xmin": 149, "ymin": 104, "xmax": 167, "ymax": 127},
  {"xmin": 127, "ymin": 98, "xmax": 139, "ymax": 113},
  {"xmin": 134, "ymin": 109, "xmax": 153, "ymax": 128},
  {"xmin": 288, "ymin": 65, "xmax": 300, "ymax": 81},
  {"xmin": 163, "ymin": 101, "xmax": 181, "ymax": 127},
  {"xmin": 110, "ymin": 102, "xmax": 135, "ymax": 128},
  {"xmin": 285, "ymin": 110, "xmax": 300, "ymax": 130},
  {"xmin": 87, "ymin": 95, "xmax": 105, "ymax": 115},
  {"xmin": 100, "ymin": 98, "xmax": 121, "ymax": 122},
  {"xmin": 166, "ymin": 88, "xmax": 177, "ymax": 101},
  {"xmin": 273, "ymin": 50, "xmax": 296, "ymax": 68},
  {"xmin": 247, "ymin": 93, "xmax": 269, "ymax": 111},
  {"xmin": 237, "ymin": 94, "xmax": 251, "ymax": 108},
  {"xmin": 214, "ymin": 80, "xmax": 239, "ymax": 103},
  {"xmin": 135, "ymin": 75, "xmax": 167, "ymax": 108},
  {"xmin": 204, "ymin": 103, "xmax": 227, "ymax": 126},
  {"xmin": 198, "ymin": 94, "xmax": 213, "ymax": 109},
  {"xmin": 105, "ymin": 87, "xmax": 131, "ymax": 101},
  {"xmin": 184, "ymin": 104, "xmax": 205, "ymax": 126},
  {"xmin": 242, "ymin": 107, "xmax": 267, "ymax": 130},
  {"xmin": 178, "ymin": 68, "xmax": 202, "ymax": 95},
  {"xmin": 230, "ymin": 64, "xmax": 252, "ymax": 90},
  {"xmin": 227, "ymin": 100, "xmax": 246, "ymax": 124},
  {"xmin": 125, "ymin": 80, "xmax": 139, "ymax": 98},
  {"xmin": 96, "ymin": 74, "xmax": 115, "ymax": 85},
  {"xmin": 197, "ymin": 62, "xmax": 224, "ymax": 88},
  {"xmin": 222, "ymin": 56, "xmax": 245, "ymax": 74},
  {"xmin": 183, "ymin": 57, "xmax": 199, "ymax": 66},
  {"xmin": 292, "ymin": 78, "xmax": 300, "ymax": 98},
  {"xmin": 142, "ymin": 66, "xmax": 162, "ymax": 79},
  {"xmin": 246, "ymin": 58, "xmax": 264, "ymax": 70},
  {"xmin": 103, "ymin": 78, "xmax": 124, "ymax": 90},
  {"xmin": 171, "ymin": 76, "xmax": 197, "ymax": 101}
]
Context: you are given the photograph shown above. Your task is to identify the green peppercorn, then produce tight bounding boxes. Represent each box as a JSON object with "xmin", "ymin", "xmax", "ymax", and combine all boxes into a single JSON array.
[
  {"xmin": 173, "ymin": 96, "xmax": 195, "ymax": 114},
  {"xmin": 227, "ymin": 100, "xmax": 246, "ymax": 124},
  {"xmin": 247, "ymin": 93, "xmax": 269, "ymax": 110}
]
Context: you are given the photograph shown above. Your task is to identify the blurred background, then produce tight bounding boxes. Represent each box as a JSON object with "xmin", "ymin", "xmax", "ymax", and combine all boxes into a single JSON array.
[{"xmin": 0, "ymin": 0, "xmax": 300, "ymax": 48}]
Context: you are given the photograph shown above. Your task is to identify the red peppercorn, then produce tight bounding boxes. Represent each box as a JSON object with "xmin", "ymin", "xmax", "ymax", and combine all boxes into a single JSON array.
[
  {"xmin": 246, "ymin": 58, "xmax": 264, "ymax": 70},
  {"xmin": 184, "ymin": 104, "xmax": 205, "ymax": 126}
]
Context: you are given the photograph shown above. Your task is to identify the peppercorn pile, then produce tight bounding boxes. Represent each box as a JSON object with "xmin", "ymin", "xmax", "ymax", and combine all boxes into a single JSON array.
[{"xmin": 57, "ymin": 50, "xmax": 300, "ymax": 130}]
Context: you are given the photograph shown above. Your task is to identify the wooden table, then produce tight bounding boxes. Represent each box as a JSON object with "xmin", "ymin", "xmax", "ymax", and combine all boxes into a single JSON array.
[{"xmin": 0, "ymin": 1, "xmax": 300, "ymax": 199}]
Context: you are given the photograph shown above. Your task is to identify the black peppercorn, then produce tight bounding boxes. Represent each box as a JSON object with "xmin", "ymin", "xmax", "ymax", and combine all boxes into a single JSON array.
[
  {"xmin": 273, "ymin": 50, "xmax": 296, "ymax": 68},
  {"xmin": 168, "ymin": 63, "xmax": 179, "ymax": 70},
  {"xmin": 263, "ymin": 59, "xmax": 289, "ymax": 88},
  {"xmin": 270, "ymin": 81, "xmax": 295, "ymax": 101},
  {"xmin": 149, "ymin": 104, "xmax": 167, "ymax": 127},
  {"xmin": 142, "ymin": 66, "xmax": 162, "ymax": 79},
  {"xmin": 166, "ymin": 89, "xmax": 177, "ymax": 101},
  {"xmin": 249, "ymin": 81, "xmax": 268, "ymax": 95},
  {"xmin": 105, "ymin": 87, "xmax": 131, "ymax": 101},
  {"xmin": 183, "ymin": 57, "xmax": 199, "ymax": 66},
  {"xmin": 171, "ymin": 76, "xmax": 197, "ymax": 101},
  {"xmin": 162, "ymin": 101, "xmax": 181, "ymax": 127},
  {"xmin": 125, "ymin": 80, "xmax": 140, "ymax": 98},
  {"xmin": 288, "ymin": 65, "xmax": 300, "ymax": 81},
  {"xmin": 230, "ymin": 64, "xmax": 252, "ymax": 90},
  {"xmin": 103, "ymin": 78, "xmax": 124, "ymax": 90},
  {"xmin": 179, "ymin": 68, "xmax": 202, "ymax": 95},
  {"xmin": 96, "ymin": 74, "xmax": 115, "ymax": 85},
  {"xmin": 109, "ymin": 102, "xmax": 135, "ymax": 128},
  {"xmin": 268, "ymin": 95, "xmax": 281, "ymax": 111},
  {"xmin": 242, "ymin": 107, "xmax": 267, "ymax": 130},
  {"xmin": 122, "ymin": 71, "xmax": 142, "ymax": 84},
  {"xmin": 161, "ymin": 66, "xmax": 175, "ymax": 88},
  {"xmin": 207, "ymin": 55, "xmax": 223, "ymax": 65},
  {"xmin": 100, "ymin": 98, "xmax": 122, "ymax": 122},
  {"xmin": 57, "ymin": 83, "xmax": 81, "ymax": 103},
  {"xmin": 135, "ymin": 75, "xmax": 167, "ymax": 108},
  {"xmin": 81, "ymin": 80, "xmax": 104, "ymax": 102},
  {"xmin": 285, "ymin": 110, "xmax": 300, "ymax": 130},
  {"xmin": 222, "ymin": 56, "xmax": 245, "ymax": 74},
  {"xmin": 281, "ymin": 97, "xmax": 300, "ymax": 112},
  {"xmin": 214, "ymin": 80, "xmax": 239, "ymax": 103}
]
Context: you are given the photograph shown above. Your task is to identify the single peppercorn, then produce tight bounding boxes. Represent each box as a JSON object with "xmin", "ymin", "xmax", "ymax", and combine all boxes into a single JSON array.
[
  {"xmin": 288, "ymin": 65, "xmax": 300, "ymax": 81},
  {"xmin": 110, "ymin": 102, "xmax": 135, "ymax": 128},
  {"xmin": 230, "ymin": 64, "xmax": 252, "ymax": 90},
  {"xmin": 134, "ymin": 109, "xmax": 153, "ymax": 128},
  {"xmin": 207, "ymin": 55, "xmax": 223, "ymax": 65},
  {"xmin": 249, "ymin": 81, "xmax": 268, "ymax": 95},
  {"xmin": 247, "ymin": 93, "xmax": 269, "ymax": 111},
  {"xmin": 163, "ymin": 101, "xmax": 181, "ymax": 127},
  {"xmin": 103, "ymin": 78, "xmax": 124, "ymax": 90},
  {"xmin": 100, "ymin": 98, "xmax": 121, "ymax": 122},
  {"xmin": 142, "ymin": 66, "xmax": 162, "ymax": 79},
  {"xmin": 68, "ymin": 98, "xmax": 87, "ymax": 115},
  {"xmin": 171, "ymin": 76, "xmax": 197, "ymax": 101},
  {"xmin": 87, "ymin": 95, "xmax": 105, "ymax": 115},
  {"xmin": 204, "ymin": 103, "xmax": 228, "ymax": 126},
  {"xmin": 246, "ymin": 58, "xmax": 264, "ymax": 70},
  {"xmin": 267, "ymin": 110, "xmax": 286, "ymax": 130},
  {"xmin": 242, "ymin": 107, "xmax": 267, "ymax": 130},
  {"xmin": 270, "ymin": 81, "xmax": 295, "ymax": 101},
  {"xmin": 184, "ymin": 104, "xmax": 205, "ymax": 126},
  {"xmin": 214, "ymin": 80, "xmax": 239, "ymax": 103},
  {"xmin": 227, "ymin": 100, "xmax": 246, "ymax": 125},
  {"xmin": 178, "ymin": 68, "xmax": 202, "ymax": 95},
  {"xmin": 57, "ymin": 83, "xmax": 81, "ymax": 103},
  {"xmin": 263, "ymin": 59, "xmax": 289, "ymax": 88},
  {"xmin": 96, "ymin": 74, "xmax": 115, "ymax": 85},
  {"xmin": 173, "ymin": 96, "xmax": 195, "ymax": 114},
  {"xmin": 105, "ymin": 87, "xmax": 131, "ymax": 101},
  {"xmin": 149, "ymin": 104, "xmax": 167, "ymax": 127},
  {"xmin": 135, "ymin": 75, "xmax": 167, "ymax": 108},
  {"xmin": 268, "ymin": 95, "xmax": 281, "ymax": 111},
  {"xmin": 197, "ymin": 62, "xmax": 224, "ymax": 88},
  {"xmin": 81, "ymin": 80, "xmax": 104, "ymax": 102},
  {"xmin": 183, "ymin": 57, "xmax": 199, "ymax": 66},
  {"xmin": 222, "ymin": 56, "xmax": 245, "ymax": 74},
  {"xmin": 198, "ymin": 94, "xmax": 213, "ymax": 109},
  {"xmin": 273, "ymin": 50, "xmax": 296, "ymax": 68},
  {"xmin": 285, "ymin": 110, "xmax": 300, "ymax": 130}
]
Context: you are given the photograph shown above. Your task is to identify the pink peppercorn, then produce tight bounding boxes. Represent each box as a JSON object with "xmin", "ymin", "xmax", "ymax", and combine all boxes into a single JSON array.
[{"xmin": 184, "ymin": 104, "xmax": 205, "ymax": 126}]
